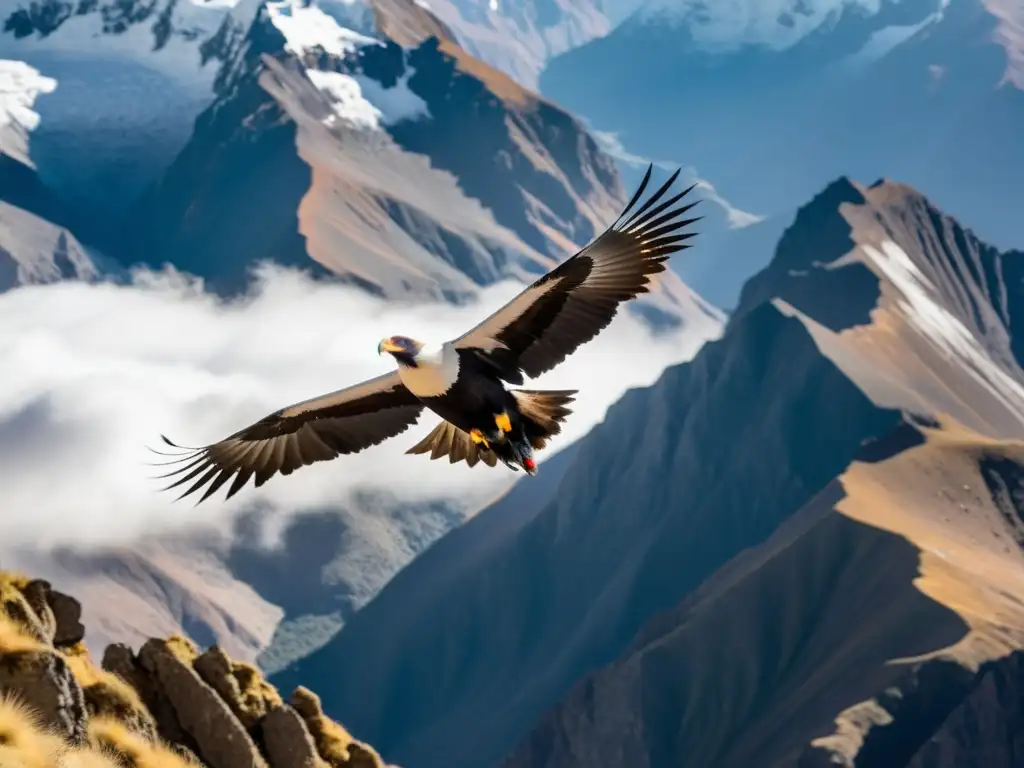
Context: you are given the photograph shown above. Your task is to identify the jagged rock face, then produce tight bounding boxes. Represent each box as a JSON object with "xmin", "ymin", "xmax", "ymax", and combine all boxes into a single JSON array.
[
  {"xmin": 379, "ymin": 36, "xmax": 619, "ymax": 259},
  {"xmin": 268, "ymin": 177, "xmax": 1024, "ymax": 768},
  {"xmin": 138, "ymin": 638, "xmax": 269, "ymax": 768},
  {"xmin": 0, "ymin": 569, "xmax": 387, "ymax": 768}
]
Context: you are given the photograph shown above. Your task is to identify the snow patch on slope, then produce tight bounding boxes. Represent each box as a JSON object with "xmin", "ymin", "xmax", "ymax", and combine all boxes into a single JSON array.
[
  {"xmin": 266, "ymin": 0, "xmax": 377, "ymax": 56},
  {"xmin": 590, "ymin": 127, "xmax": 765, "ymax": 229},
  {"xmin": 865, "ymin": 240, "xmax": 1024, "ymax": 418},
  {"xmin": 313, "ymin": 68, "xmax": 430, "ymax": 129},
  {"xmin": 984, "ymin": 0, "xmax": 1024, "ymax": 88},
  {"xmin": 266, "ymin": 0, "xmax": 429, "ymax": 131},
  {"xmin": 0, "ymin": 59, "xmax": 55, "ymax": 165}
]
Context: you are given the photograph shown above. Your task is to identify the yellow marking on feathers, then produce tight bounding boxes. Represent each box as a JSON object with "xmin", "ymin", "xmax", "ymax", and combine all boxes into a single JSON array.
[
  {"xmin": 494, "ymin": 412, "xmax": 512, "ymax": 434},
  {"xmin": 470, "ymin": 428, "xmax": 489, "ymax": 447}
]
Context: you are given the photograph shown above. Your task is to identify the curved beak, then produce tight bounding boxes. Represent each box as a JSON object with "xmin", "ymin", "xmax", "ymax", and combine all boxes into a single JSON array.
[{"xmin": 378, "ymin": 338, "xmax": 402, "ymax": 356}]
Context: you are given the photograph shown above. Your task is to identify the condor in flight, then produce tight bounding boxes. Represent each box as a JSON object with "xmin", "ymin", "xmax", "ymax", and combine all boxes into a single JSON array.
[{"xmin": 152, "ymin": 165, "xmax": 700, "ymax": 504}]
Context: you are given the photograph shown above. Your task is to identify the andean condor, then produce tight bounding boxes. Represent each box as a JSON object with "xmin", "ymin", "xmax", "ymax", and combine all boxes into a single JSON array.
[{"xmin": 152, "ymin": 165, "xmax": 700, "ymax": 504}]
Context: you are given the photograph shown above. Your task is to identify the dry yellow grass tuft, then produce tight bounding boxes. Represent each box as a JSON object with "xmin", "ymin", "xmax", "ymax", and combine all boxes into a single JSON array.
[
  {"xmin": 163, "ymin": 636, "xmax": 199, "ymax": 665},
  {"xmin": 233, "ymin": 661, "xmax": 283, "ymax": 713},
  {"xmin": 0, "ymin": 571, "xmax": 33, "ymax": 594},
  {"xmin": 292, "ymin": 687, "xmax": 384, "ymax": 768},
  {"xmin": 0, "ymin": 694, "xmax": 66, "ymax": 768},
  {"xmin": 61, "ymin": 643, "xmax": 154, "ymax": 735},
  {"xmin": 0, "ymin": 612, "xmax": 46, "ymax": 655},
  {"xmin": 87, "ymin": 717, "xmax": 199, "ymax": 768},
  {"xmin": 0, "ymin": 572, "xmax": 51, "ymax": 644},
  {"xmin": 58, "ymin": 748, "xmax": 121, "ymax": 767}
]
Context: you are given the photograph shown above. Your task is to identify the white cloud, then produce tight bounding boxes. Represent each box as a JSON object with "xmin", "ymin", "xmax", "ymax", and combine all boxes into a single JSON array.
[{"xmin": 0, "ymin": 264, "xmax": 717, "ymax": 550}]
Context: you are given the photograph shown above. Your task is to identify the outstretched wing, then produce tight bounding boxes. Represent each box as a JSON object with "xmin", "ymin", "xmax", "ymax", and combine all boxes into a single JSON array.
[
  {"xmin": 405, "ymin": 420, "xmax": 499, "ymax": 468},
  {"xmin": 151, "ymin": 372, "xmax": 424, "ymax": 505},
  {"xmin": 450, "ymin": 164, "xmax": 700, "ymax": 382}
]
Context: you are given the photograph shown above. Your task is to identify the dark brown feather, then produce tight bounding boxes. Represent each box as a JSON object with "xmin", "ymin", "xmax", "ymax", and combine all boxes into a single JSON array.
[{"xmin": 152, "ymin": 373, "xmax": 424, "ymax": 505}]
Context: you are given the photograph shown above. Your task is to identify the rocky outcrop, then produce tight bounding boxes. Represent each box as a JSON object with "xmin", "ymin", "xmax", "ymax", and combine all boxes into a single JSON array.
[{"xmin": 0, "ymin": 570, "xmax": 386, "ymax": 768}]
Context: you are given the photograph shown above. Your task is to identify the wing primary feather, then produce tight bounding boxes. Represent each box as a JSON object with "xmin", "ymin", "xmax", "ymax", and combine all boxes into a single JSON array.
[
  {"xmin": 159, "ymin": 434, "xmax": 205, "ymax": 451},
  {"xmin": 612, "ymin": 163, "xmax": 653, "ymax": 228},
  {"xmin": 626, "ymin": 189, "xmax": 700, "ymax": 236},
  {"xmin": 622, "ymin": 186, "xmax": 693, "ymax": 235},
  {"xmin": 617, "ymin": 168, "xmax": 681, "ymax": 231},
  {"xmin": 641, "ymin": 213, "xmax": 702, "ymax": 243},
  {"xmin": 174, "ymin": 465, "xmax": 221, "ymax": 502},
  {"xmin": 225, "ymin": 468, "xmax": 254, "ymax": 501},
  {"xmin": 197, "ymin": 468, "xmax": 235, "ymax": 505},
  {"xmin": 152, "ymin": 454, "xmax": 208, "ymax": 480}
]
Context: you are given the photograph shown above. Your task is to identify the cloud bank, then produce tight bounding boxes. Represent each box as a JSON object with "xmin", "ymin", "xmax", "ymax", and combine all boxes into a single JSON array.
[{"xmin": 0, "ymin": 264, "xmax": 720, "ymax": 549}]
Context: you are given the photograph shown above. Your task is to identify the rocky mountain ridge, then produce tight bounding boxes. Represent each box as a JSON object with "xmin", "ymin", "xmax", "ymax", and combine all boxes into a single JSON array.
[{"xmin": 0, "ymin": 568, "xmax": 391, "ymax": 767}]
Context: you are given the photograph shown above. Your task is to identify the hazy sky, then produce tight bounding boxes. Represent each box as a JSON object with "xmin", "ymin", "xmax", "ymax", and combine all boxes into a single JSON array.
[{"xmin": 0, "ymin": 263, "xmax": 721, "ymax": 550}]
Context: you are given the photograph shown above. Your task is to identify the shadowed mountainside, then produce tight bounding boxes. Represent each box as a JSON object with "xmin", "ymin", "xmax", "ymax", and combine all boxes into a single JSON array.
[
  {"xmin": 270, "ymin": 176, "xmax": 1024, "ymax": 768},
  {"xmin": 505, "ymin": 419, "xmax": 1024, "ymax": 768}
]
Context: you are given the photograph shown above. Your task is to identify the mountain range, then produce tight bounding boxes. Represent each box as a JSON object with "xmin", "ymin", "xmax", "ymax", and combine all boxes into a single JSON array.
[
  {"xmin": 540, "ymin": 0, "xmax": 1024, "ymax": 308},
  {"xmin": 0, "ymin": 0, "xmax": 718, "ymax": 677},
  {"xmin": 3, "ymin": 0, "xmax": 1024, "ymax": 766},
  {"xmin": 271, "ymin": 176, "xmax": 1024, "ymax": 767},
  {"xmin": 0, "ymin": 0, "xmax": 718, "ymax": 326}
]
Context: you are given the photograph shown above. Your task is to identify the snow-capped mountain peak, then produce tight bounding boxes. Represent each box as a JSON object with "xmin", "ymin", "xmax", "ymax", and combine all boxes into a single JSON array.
[
  {"xmin": 266, "ymin": 0, "xmax": 377, "ymax": 57},
  {"xmin": 256, "ymin": 0, "xmax": 430, "ymax": 132}
]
